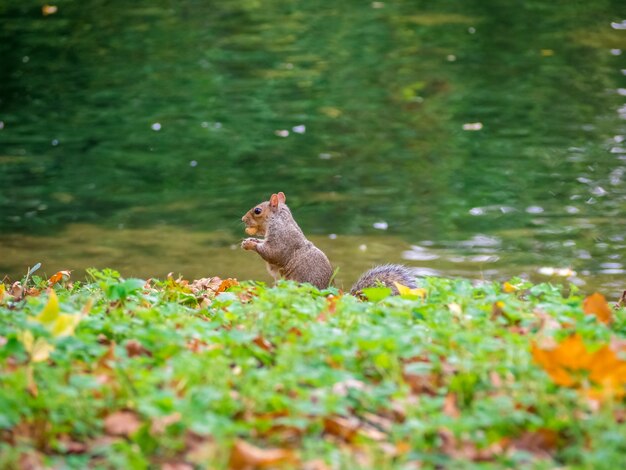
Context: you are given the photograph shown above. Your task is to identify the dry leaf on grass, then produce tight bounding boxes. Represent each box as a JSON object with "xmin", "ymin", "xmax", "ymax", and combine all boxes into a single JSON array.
[
  {"xmin": 583, "ymin": 292, "xmax": 612, "ymax": 324},
  {"xmin": 532, "ymin": 334, "xmax": 626, "ymax": 399},
  {"xmin": 228, "ymin": 439, "xmax": 298, "ymax": 470},
  {"xmin": 508, "ymin": 429, "xmax": 558, "ymax": 459},
  {"xmin": 323, "ymin": 416, "xmax": 360, "ymax": 442},
  {"xmin": 104, "ymin": 411, "xmax": 141, "ymax": 437}
]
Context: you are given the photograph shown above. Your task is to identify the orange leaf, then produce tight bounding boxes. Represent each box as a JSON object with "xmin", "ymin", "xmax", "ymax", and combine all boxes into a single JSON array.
[
  {"xmin": 443, "ymin": 393, "xmax": 460, "ymax": 418},
  {"xmin": 228, "ymin": 439, "xmax": 297, "ymax": 470},
  {"xmin": 252, "ymin": 336, "xmax": 274, "ymax": 352},
  {"xmin": 533, "ymin": 334, "xmax": 626, "ymax": 397},
  {"xmin": 583, "ymin": 292, "xmax": 612, "ymax": 324},
  {"xmin": 48, "ymin": 270, "xmax": 71, "ymax": 285},
  {"xmin": 323, "ymin": 416, "xmax": 360, "ymax": 442},
  {"xmin": 217, "ymin": 278, "xmax": 239, "ymax": 293}
]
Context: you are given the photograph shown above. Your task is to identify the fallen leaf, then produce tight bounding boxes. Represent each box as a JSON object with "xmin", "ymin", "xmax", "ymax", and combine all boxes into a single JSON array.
[
  {"xmin": 18, "ymin": 450, "xmax": 44, "ymax": 470},
  {"xmin": 217, "ymin": 278, "xmax": 239, "ymax": 293},
  {"xmin": 583, "ymin": 292, "xmax": 612, "ymax": 324},
  {"xmin": 509, "ymin": 428, "xmax": 557, "ymax": 458},
  {"xmin": 151, "ymin": 412, "xmax": 182, "ymax": 435},
  {"xmin": 48, "ymin": 270, "xmax": 71, "ymax": 285},
  {"xmin": 161, "ymin": 463, "xmax": 194, "ymax": 470},
  {"xmin": 104, "ymin": 411, "xmax": 141, "ymax": 437},
  {"xmin": 32, "ymin": 289, "xmax": 83, "ymax": 337},
  {"xmin": 125, "ymin": 339, "xmax": 151, "ymax": 357},
  {"xmin": 403, "ymin": 369, "xmax": 439, "ymax": 395},
  {"xmin": 323, "ymin": 416, "xmax": 360, "ymax": 442},
  {"xmin": 252, "ymin": 336, "xmax": 274, "ymax": 352},
  {"xmin": 302, "ymin": 459, "xmax": 332, "ymax": 470},
  {"xmin": 502, "ymin": 281, "xmax": 519, "ymax": 293},
  {"xmin": 10, "ymin": 281, "xmax": 23, "ymax": 299},
  {"xmin": 443, "ymin": 393, "xmax": 460, "ymax": 418},
  {"xmin": 18, "ymin": 331, "xmax": 54, "ymax": 363},
  {"xmin": 532, "ymin": 334, "xmax": 626, "ymax": 398},
  {"xmin": 439, "ymin": 428, "xmax": 505, "ymax": 461},
  {"xmin": 26, "ymin": 365, "xmax": 38, "ymax": 397},
  {"xmin": 57, "ymin": 435, "xmax": 88, "ymax": 454},
  {"xmin": 228, "ymin": 439, "xmax": 298, "ymax": 469}
]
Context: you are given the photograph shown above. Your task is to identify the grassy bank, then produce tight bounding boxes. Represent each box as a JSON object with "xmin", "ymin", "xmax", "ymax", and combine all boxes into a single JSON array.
[{"xmin": 1, "ymin": 269, "xmax": 625, "ymax": 469}]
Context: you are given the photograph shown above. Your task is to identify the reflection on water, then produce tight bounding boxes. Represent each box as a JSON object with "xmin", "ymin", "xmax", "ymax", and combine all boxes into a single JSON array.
[{"xmin": 0, "ymin": 1, "xmax": 625, "ymax": 294}]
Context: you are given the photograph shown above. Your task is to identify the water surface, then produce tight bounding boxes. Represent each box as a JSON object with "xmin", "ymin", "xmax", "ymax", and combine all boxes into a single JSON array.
[{"xmin": 1, "ymin": 1, "xmax": 625, "ymax": 294}]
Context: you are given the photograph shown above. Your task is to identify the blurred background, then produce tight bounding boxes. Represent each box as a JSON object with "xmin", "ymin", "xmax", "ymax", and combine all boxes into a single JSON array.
[{"xmin": 1, "ymin": 0, "xmax": 625, "ymax": 295}]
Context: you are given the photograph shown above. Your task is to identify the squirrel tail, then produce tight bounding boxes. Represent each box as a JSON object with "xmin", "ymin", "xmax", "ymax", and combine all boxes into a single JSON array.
[{"xmin": 349, "ymin": 263, "xmax": 416, "ymax": 296}]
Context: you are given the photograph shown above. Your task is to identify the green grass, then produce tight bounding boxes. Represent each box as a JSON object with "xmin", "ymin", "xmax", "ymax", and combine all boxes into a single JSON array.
[{"xmin": 1, "ymin": 269, "xmax": 625, "ymax": 469}]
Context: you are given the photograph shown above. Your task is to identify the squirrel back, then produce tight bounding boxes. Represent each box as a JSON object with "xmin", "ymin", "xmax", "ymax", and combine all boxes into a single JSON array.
[{"xmin": 241, "ymin": 192, "xmax": 415, "ymax": 295}]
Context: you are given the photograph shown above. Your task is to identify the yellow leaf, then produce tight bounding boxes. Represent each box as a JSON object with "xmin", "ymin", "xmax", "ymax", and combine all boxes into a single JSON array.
[
  {"xmin": 0, "ymin": 284, "xmax": 5, "ymax": 302},
  {"xmin": 503, "ymin": 281, "xmax": 518, "ymax": 293},
  {"xmin": 34, "ymin": 289, "xmax": 60, "ymax": 324},
  {"xmin": 51, "ymin": 313, "xmax": 81, "ymax": 337},
  {"xmin": 31, "ymin": 338, "xmax": 54, "ymax": 362},
  {"xmin": 18, "ymin": 331, "xmax": 54, "ymax": 362},
  {"xmin": 18, "ymin": 330, "xmax": 34, "ymax": 352},
  {"xmin": 32, "ymin": 290, "xmax": 85, "ymax": 337},
  {"xmin": 393, "ymin": 282, "xmax": 426, "ymax": 299}
]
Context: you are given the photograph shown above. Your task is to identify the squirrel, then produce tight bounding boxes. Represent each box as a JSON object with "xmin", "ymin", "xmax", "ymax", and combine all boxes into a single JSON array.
[{"xmin": 241, "ymin": 192, "xmax": 416, "ymax": 295}]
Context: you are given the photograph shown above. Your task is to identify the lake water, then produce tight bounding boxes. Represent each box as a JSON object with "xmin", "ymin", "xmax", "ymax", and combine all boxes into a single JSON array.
[{"xmin": 1, "ymin": 1, "xmax": 625, "ymax": 296}]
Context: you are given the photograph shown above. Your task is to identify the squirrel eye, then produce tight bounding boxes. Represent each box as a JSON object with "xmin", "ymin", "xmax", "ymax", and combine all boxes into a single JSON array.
[{"xmin": 254, "ymin": 207, "xmax": 262, "ymax": 215}]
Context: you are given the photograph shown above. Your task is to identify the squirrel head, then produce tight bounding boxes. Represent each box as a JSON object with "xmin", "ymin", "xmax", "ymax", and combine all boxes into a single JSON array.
[{"xmin": 242, "ymin": 192, "xmax": 286, "ymax": 236}]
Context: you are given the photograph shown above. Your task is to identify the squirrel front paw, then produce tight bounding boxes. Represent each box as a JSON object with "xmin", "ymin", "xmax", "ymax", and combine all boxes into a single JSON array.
[{"xmin": 241, "ymin": 238, "xmax": 260, "ymax": 251}]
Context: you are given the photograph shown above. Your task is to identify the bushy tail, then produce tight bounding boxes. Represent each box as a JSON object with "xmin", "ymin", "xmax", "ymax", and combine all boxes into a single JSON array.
[{"xmin": 349, "ymin": 264, "xmax": 416, "ymax": 296}]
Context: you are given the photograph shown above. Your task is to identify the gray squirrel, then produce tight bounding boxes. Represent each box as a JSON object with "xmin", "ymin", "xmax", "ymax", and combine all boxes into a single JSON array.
[{"xmin": 241, "ymin": 192, "xmax": 416, "ymax": 295}]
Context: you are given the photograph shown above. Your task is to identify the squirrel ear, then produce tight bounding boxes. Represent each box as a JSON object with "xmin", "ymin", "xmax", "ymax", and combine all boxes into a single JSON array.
[
  {"xmin": 269, "ymin": 193, "xmax": 279, "ymax": 208},
  {"xmin": 277, "ymin": 192, "xmax": 286, "ymax": 204}
]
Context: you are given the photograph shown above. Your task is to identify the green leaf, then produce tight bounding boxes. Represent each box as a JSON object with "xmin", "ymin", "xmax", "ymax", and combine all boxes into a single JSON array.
[{"xmin": 360, "ymin": 287, "xmax": 392, "ymax": 302}]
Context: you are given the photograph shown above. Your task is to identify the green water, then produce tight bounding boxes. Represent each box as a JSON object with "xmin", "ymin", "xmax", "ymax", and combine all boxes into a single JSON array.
[{"xmin": 1, "ymin": 1, "xmax": 625, "ymax": 294}]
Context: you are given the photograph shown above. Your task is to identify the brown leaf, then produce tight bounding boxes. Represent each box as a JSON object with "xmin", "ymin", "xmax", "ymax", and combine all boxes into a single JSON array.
[
  {"xmin": 509, "ymin": 429, "xmax": 558, "ymax": 458},
  {"xmin": 151, "ymin": 412, "xmax": 182, "ymax": 435},
  {"xmin": 583, "ymin": 292, "xmax": 612, "ymax": 324},
  {"xmin": 125, "ymin": 339, "xmax": 151, "ymax": 358},
  {"xmin": 228, "ymin": 439, "xmax": 298, "ymax": 470},
  {"xmin": 302, "ymin": 459, "xmax": 332, "ymax": 470},
  {"xmin": 18, "ymin": 451, "xmax": 45, "ymax": 470},
  {"xmin": 323, "ymin": 416, "xmax": 360, "ymax": 442},
  {"xmin": 439, "ymin": 428, "xmax": 505, "ymax": 462},
  {"xmin": 57, "ymin": 435, "xmax": 88, "ymax": 454},
  {"xmin": 252, "ymin": 336, "xmax": 274, "ymax": 352},
  {"xmin": 161, "ymin": 463, "xmax": 194, "ymax": 470},
  {"xmin": 403, "ymin": 370, "xmax": 439, "ymax": 395},
  {"xmin": 10, "ymin": 281, "xmax": 23, "ymax": 299},
  {"xmin": 443, "ymin": 393, "xmax": 460, "ymax": 418},
  {"xmin": 358, "ymin": 423, "xmax": 387, "ymax": 441},
  {"xmin": 104, "ymin": 411, "xmax": 141, "ymax": 437},
  {"xmin": 26, "ymin": 365, "xmax": 38, "ymax": 397}
]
